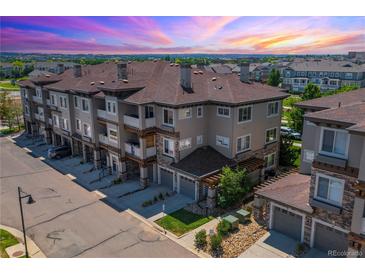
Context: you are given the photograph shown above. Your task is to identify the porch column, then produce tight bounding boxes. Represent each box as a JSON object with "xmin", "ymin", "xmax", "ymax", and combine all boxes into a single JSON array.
[
  {"xmin": 30, "ymin": 123, "xmax": 38, "ymax": 137},
  {"xmin": 119, "ymin": 160, "xmax": 127, "ymax": 181},
  {"xmin": 82, "ymin": 143, "xmax": 87, "ymax": 163},
  {"xmin": 139, "ymin": 137, "xmax": 146, "ymax": 159},
  {"xmin": 45, "ymin": 129, "xmax": 52, "ymax": 145},
  {"xmin": 94, "ymin": 149, "xmax": 101, "ymax": 169},
  {"xmin": 51, "ymin": 132, "xmax": 56, "ymax": 146},
  {"xmin": 206, "ymin": 187, "xmax": 216, "ymax": 209},
  {"xmin": 139, "ymin": 164, "xmax": 149, "ymax": 188}
]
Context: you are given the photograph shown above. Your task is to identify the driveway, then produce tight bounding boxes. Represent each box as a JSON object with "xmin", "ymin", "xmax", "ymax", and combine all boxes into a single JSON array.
[
  {"xmin": 0, "ymin": 136, "xmax": 196, "ymax": 258},
  {"xmin": 239, "ymin": 231, "xmax": 329, "ymax": 258}
]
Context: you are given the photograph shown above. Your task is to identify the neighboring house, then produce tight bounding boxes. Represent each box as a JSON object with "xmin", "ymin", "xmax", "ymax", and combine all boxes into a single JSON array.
[
  {"xmin": 0, "ymin": 62, "xmax": 14, "ymax": 78},
  {"xmin": 18, "ymin": 61, "xmax": 288, "ymax": 207},
  {"xmin": 253, "ymin": 89, "xmax": 365, "ymax": 257},
  {"xmin": 282, "ymin": 61, "xmax": 365, "ymax": 92},
  {"xmin": 34, "ymin": 62, "xmax": 75, "ymax": 74}
]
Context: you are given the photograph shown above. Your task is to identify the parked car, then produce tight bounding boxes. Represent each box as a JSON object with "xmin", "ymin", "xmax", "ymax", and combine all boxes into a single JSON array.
[
  {"xmin": 280, "ymin": 126, "xmax": 302, "ymax": 140},
  {"xmin": 47, "ymin": 145, "xmax": 71, "ymax": 159}
]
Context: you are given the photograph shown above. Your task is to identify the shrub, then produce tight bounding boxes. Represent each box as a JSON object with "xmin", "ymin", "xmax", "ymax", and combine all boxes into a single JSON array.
[
  {"xmin": 217, "ymin": 220, "xmax": 231, "ymax": 237},
  {"xmin": 112, "ymin": 178, "xmax": 122, "ymax": 185},
  {"xmin": 194, "ymin": 229, "xmax": 207, "ymax": 249},
  {"xmin": 165, "ymin": 192, "xmax": 170, "ymax": 197},
  {"xmin": 158, "ymin": 192, "xmax": 165, "ymax": 200},
  {"xmin": 154, "ymin": 196, "xmax": 158, "ymax": 202},
  {"xmin": 209, "ymin": 233, "xmax": 222, "ymax": 256},
  {"xmin": 142, "ymin": 200, "xmax": 150, "ymax": 207},
  {"xmin": 295, "ymin": 242, "xmax": 306, "ymax": 257}
]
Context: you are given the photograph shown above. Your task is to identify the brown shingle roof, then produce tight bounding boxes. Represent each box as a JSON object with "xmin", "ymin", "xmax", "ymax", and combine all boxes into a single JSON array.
[
  {"xmin": 256, "ymin": 172, "xmax": 313, "ymax": 213},
  {"xmin": 25, "ymin": 61, "xmax": 288, "ymax": 105},
  {"xmin": 295, "ymin": 88, "xmax": 365, "ymax": 110},
  {"xmin": 287, "ymin": 61, "xmax": 365, "ymax": 73}
]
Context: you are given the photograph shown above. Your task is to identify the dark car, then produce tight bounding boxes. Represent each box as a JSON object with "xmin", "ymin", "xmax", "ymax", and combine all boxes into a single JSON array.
[
  {"xmin": 280, "ymin": 126, "xmax": 301, "ymax": 140},
  {"xmin": 47, "ymin": 145, "xmax": 71, "ymax": 159}
]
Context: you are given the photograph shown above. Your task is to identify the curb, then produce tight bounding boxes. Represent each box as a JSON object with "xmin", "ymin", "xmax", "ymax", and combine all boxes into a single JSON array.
[{"xmin": 0, "ymin": 224, "xmax": 46, "ymax": 258}]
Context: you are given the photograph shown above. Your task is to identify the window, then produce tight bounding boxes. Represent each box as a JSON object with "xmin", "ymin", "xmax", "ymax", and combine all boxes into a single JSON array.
[
  {"xmin": 106, "ymin": 100, "xmax": 116, "ymax": 114},
  {"xmin": 74, "ymin": 96, "xmax": 79, "ymax": 108},
  {"xmin": 303, "ymin": 149, "xmax": 315, "ymax": 163},
  {"xmin": 52, "ymin": 114, "xmax": 59, "ymax": 127},
  {"xmin": 197, "ymin": 135, "xmax": 203, "ymax": 145},
  {"xmin": 50, "ymin": 94, "xmax": 56, "ymax": 105},
  {"xmin": 35, "ymin": 87, "xmax": 42, "ymax": 98},
  {"xmin": 81, "ymin": 98, "xmax": 89, "ymax": 112},
  {"xmin": 59, "ymin": 117, "xmax": 65, "ymax": 130},
  {"xmin": 163, "ymin": 138, "xmax": 174, "ymax": 157},
  {"xmin": 216, "ymin": 135, "xmax": 230, "ymax": 148},
  {"xmin": 217, "ymin": 107, "xmax": 230, "ymax": 117},
  {"xmin": 108, "ymin": 129, "xmax": 118, "ymax": 141},
  {"xmin": 320, "ymin": 128, "xmax": 348, "ymax": 158},
  {"xmin": 264, "ymin": 153, "xmax": 275, "ymax": 168},
  {"xmin": 237, "ymin": 135, "xmax": 251, "ymax": 153},
  {"xmin": 25, "ymin": 105, "xmax": 29, "ymax": 115},
  {"xmin": 265, "ymin": 128, "xmax": 277, "ymax": 143},
  {"xmin": 197, "ymin": 106, "xmax": 203, "ymax": 118},
  {"xmin": 238, "ymin": 105, "xmax": 252, "ymax": 123},
  {"xmin": 75, "ymin": 119, "xmax": 81, "ymax": 131},
  {"xmin": 145, "ymin": 105, "xmax": 154, "ymax": 119},
  {"xmin": 60, "ymin": 96, "xmax": 67, "ymax": 109},
  {"xmin": 179, "ymin": 107, "xmax": 192, "ymax": 119},
  {"xmin": 179, "ymin": 138, "xmax": 192, "ymax": 150},
  {"xmin": 163, "ymin": 108, "xmax": 174, "ymax": 126},
  {"xmin": 315, "ymin": 174, "xmax": 344, "ymax": 206},
  {"xmin": 83, "ymin": 123, "xmax": 91, "ymax": 137},
  {"xmin": 267, "ymin": 101, "xmax": 279, "ymax": 117},
  {"xmin": 345, "ymin": 73, "xmax": 353, "ymax": 80}
]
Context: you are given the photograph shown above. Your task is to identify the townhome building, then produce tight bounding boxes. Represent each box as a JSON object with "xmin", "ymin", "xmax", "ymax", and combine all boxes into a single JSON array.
[
  {"xmin": 19, "ymin": 60, "xmax": 288, "ymax": 207},
  {"xmin": 282, "ymin": 61, "xmax": 365, "ymax": 92},
  {"xmin": 253, "ymin": 88, "xmax": 365, "ymax": 257}
]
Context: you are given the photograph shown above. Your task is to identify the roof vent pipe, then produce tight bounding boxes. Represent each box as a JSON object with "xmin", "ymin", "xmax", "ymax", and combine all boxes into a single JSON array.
[{"xmin": 57, "ymin": 63, "xmax": 65, "ymax": 74}]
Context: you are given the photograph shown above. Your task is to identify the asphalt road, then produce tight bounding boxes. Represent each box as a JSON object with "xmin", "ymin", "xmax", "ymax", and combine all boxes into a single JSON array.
[{"xmin": 0, "ymin": 137, "xmax": 196, "ymax": 258}]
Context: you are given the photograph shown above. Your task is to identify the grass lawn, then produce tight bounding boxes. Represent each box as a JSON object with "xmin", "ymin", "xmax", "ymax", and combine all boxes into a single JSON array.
[
  {"xmin": 0, "ymin": 229, "xmax": 19, "ymax": 258},
  {"xmin": 0, "ymin": 126, "xmax": 24, "ymax": 136},
  {"xmin": 155, "ymin": 209, "xmax": 214, "ymax": 236},
  {"xmin": 0, "ymin": 81, "xmax": 20, "ymax": 91}
]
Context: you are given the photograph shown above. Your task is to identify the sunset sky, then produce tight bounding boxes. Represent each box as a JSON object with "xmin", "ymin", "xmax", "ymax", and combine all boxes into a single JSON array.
[{"xmin": 1, "ymin": 16, "xmax": 364, "ymax": 54}]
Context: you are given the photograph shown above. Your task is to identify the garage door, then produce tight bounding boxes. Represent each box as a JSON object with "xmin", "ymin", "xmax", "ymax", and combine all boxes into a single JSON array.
[
  {"xmin": 313, "ymin": 222, "xmax": 348, "ymax": 257},
  {"xmin": 272, "ymin": 206, "xmax": 303, "ymax": 241},
  {"xmin": 160, "ymin": 168, "xmax": 174, "ymax": 190},
  {"xmin": 179, "ymin": 175, "xmax": 196, "ymax": 200}
]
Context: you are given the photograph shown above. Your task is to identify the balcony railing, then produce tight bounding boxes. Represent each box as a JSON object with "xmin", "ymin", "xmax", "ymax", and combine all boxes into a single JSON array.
[
  {"xmin": 124, "ymin": 142, "xmax": 141, "ymax": 158},
  {"xmin": 34, "ymin": 113, "xmax": 45, "ymax": 122},
  {"xmin": 99, "ymin": 134, "xmax": 118, "ymax": 147},
  {"xmin": 146, "ymin": 147, "xmax": 156, "ymax": 158},
  {"xmin": 97, "ymin": 109, "xmax": 118, "ymax": 122},
  {"xmin": 32, "ymin": 95, "xmax": 43, "ymax": 104},
  {"xmin": 145, "ymin": 117, "xmax": 156, "ymax": 128},
  {"xmin": 124, "ymin": 114, "xmax": 140, "ymax": 128}
]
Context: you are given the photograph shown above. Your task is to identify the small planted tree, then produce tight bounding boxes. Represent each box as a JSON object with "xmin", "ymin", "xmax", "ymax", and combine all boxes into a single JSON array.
[
  {"xmin": 302, "ymin": 83, "xmax": 321, "ymax": 101},
  {"xmin": 216, "ymin": 219, "xmax": 231, "ymax": 237},
  {"xmin": 209, "ymin": 233, "xmax": 222, "ymax": 257},
  {"xmin": 279, "ymin": 135, "xmax": 300, "ymax": 167},
  {"xmin": 287, "ymin": 106, "xmax": 304, "ymax": 133},
  {"xmin": 194, "ymin": 229, "xmax": 207, "ymax": 250},
  {"xmin": 267, "ymin": 68, "xmax": 281, "ymax": 87},
  {"xmin": 217, "ymin": 166, "xmax": 248, "ymax": 208}
]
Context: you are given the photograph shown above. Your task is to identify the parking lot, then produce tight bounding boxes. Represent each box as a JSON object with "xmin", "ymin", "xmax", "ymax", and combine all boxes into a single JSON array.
[{"xmin": 13, "ymin": 133, "xmax": 193, "ymax": 220}]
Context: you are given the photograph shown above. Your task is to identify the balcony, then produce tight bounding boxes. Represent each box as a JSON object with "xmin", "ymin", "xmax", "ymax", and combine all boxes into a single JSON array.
[
  {"xmin": 146, "ymin": 146, "xmax": 156, "ymax": 158},
  {"xmin": 145, "ymin": 117, "xmax": 156, "ymax": 128},
  {"xmin": 97, "ymin": 109, "xmax": 118, "ymax": 123},
  {"xmin": 99, "ymin": 134, "xmax": 118, "ymax": 148},
  {"xmin": 34, "ymin": 113, "xmax": 45, "ymax": 122},
  {"xmin": 124, "ymin": 114, "xmax": 140, "ymax": 129},
  {"xmin": 32, "ymin": 95, "xmax": 43, "ymax": 104},
  {"xmin": 124, "ymin": 142, "xmax": 141, "ymax": 158}
]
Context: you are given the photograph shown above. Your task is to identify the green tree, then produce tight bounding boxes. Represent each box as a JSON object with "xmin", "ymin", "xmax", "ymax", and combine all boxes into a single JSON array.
[
  {"xmin": 279, "ymin": 135, "xmax": 300, "ymax": 166},
  {"xmin": 0, "ymin": 91, "xmax": 23, "ymax": 131},
  {"xmin": 267, "ymin": 68, "xmax": 281, "ymax": 87},
  {"xmin": 217, "ymin": 166, "xmax": 248, "ymax": 208},
  {"xmin": 287, "ymin": 106, "xmax": 304, "ymax": 133},
  {"xmin": 302, "ymin": 82, "xmax": 321, "ymax": 100}
]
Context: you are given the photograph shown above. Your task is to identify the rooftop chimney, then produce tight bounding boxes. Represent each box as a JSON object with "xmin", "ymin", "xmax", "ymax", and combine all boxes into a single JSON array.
[
  {"xmin": 57, "ymin": 63, "xmax": 65, "ymax": 74},
  {"xmin": 180, "ymin": 63, "xmax": 192, "ymax": 90},
  {"xmin": 117, "ymin": 62, "xmax": 128, "ymax": 80},
  {"xmin": 73, "ymin": 64, "xmax": 82, "ymax": 78},
  {"xmin": 239, "ymin": 62, "xmax": 250, "ymax": 83}
]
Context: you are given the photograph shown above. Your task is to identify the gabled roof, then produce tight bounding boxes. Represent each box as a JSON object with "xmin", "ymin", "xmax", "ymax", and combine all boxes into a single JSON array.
[{"xmin": 286, "ymin": 61, "xmax": 365, "ymax": 73}]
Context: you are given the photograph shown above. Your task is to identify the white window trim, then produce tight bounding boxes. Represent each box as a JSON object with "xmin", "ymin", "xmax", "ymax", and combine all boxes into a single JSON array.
[
  {"xmin": 314, "ymin": 173, "xmax": 345, "ymax": 207},
  {"xmin": 303, "ymin": 149, "xmax": 315, "ymax": 163},
  {"xmin": 106, "ymin": 100, "xmax": 117, "ymax": 115},
  {"xmin": 83, "ymin": 123, "xmax": 91, "ymax": 137},
  {"xmin": 108, "ymin": 129, "xmax": 118, "ymax": 142},
  {"xmin": 236, "ymin": 134, "xmax": 251, "ymax": 153},
  {"xmin": 216, "ymin": 135, "xmax": 230, "ymax": 148},
  {"xmin": 50, "ymin": 94, "xmax": 56, "ymax": 106},
  {"xmin": 319, "ymin": 127, "xmax": 349, "ymax": 159},
  {"xmin": 74, "ymin": 96, "xmax": 80, "ymax": 109},
  {"xmin": 75, "ymin": 118, "xmax": 81, "ymax": 132},
  {"xmin": 267, "ymin": 101, "xmax": 280, "ymax": 117},
  {"xmin": 162, "ymin": 108, "xmax": 175, "ymax": 127},
  {"xmin": 81, "ymin": 98, "xmax": 90, "ymax": 113},
  {"xmin": 237, "ymin": 105, "xmax": 253, "ymax": 124},
  {"xmin": 179, "ymin": 137, "xmax": 192, "ymax": 151},
  {"xmin": 59, "ymin": 95, "xmax": 67, "ymax": 109},
  {"xmin": 197, "ymin": 135, "xmax": 203, "ymax": 145},
  {"xmin": 217, "ymin": 106, "xmax": 231, "ymax": 118},
  {"xmin": 162, "ymin": 137, "xmax": 175, "ymax": 157},
  {"xmin": 197, "ymin": 106, "xmax": 203, "ymax": 118},
  {"xmin": 265, "ymin": 127, "xmax": 278, "ymax": 144},
  {"xmin": 264, "ymin": 152, "xmax": 276, "ymax": 169}
]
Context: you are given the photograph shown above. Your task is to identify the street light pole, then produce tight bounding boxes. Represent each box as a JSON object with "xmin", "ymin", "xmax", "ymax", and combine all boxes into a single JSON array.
[{"xmin": 17, "ymin": 186, "xmax": 35, "ymax": 258}]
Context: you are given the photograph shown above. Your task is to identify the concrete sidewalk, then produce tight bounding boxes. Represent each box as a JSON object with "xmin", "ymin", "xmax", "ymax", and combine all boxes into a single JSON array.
[{"xmin": 1, "ymin": 224, "xmax": 46, "ymax": 258}]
